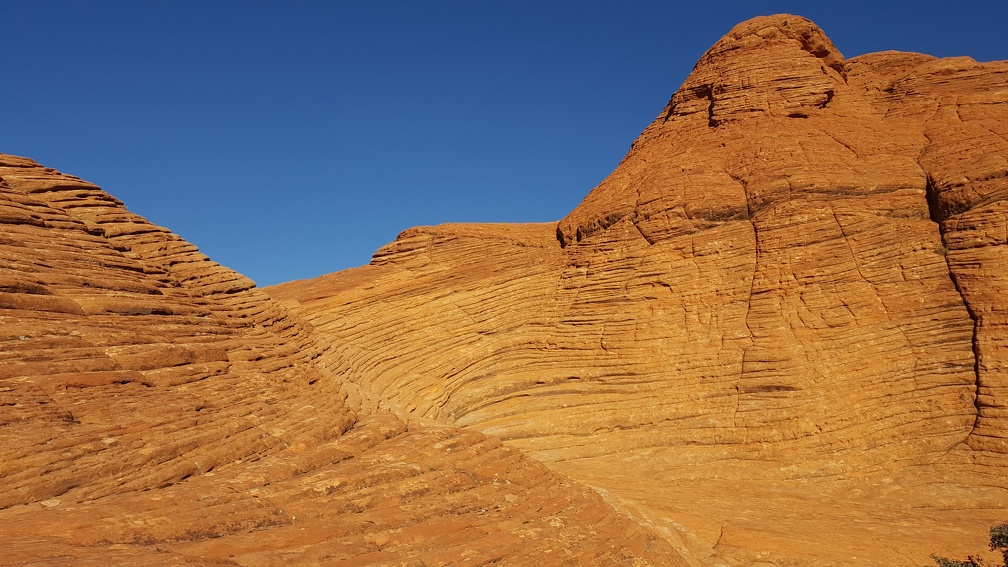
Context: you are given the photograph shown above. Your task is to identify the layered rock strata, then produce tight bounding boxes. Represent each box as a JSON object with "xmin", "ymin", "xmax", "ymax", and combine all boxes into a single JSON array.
[
  {"xmin": 271, "ymin": 15, "xmax": 1008, "ymax": 566},
  {"xmin": 2, "ymin": 12, "xmax": 1005, "ymax": 567},
  {"xmin": 0, "ymin": 155, "xmax": 684, "ymax": 565}
]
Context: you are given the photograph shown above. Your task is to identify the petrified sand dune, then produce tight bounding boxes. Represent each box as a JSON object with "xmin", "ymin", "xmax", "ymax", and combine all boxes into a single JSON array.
[
  {"xmin": 2, "ymin": 13, "xmax": 1007, "ymax": 567},
  {"xmin": 0, "ymin": 157, "xmax": 684, "ymax": 564},
  {"xmin": 271, "ymin": 14, "xmax": 1008, "ymax": 566}
]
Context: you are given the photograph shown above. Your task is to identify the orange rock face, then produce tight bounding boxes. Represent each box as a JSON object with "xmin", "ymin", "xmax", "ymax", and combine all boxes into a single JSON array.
[
  {"xmin": 2, "ymin": 13, "xmax": 1007, "ymax": 567},
  {"xmin": 0, "ymin": 157, "xmax": 684, "ymax": 565},
  {"xmin": 271, "ymin": 15, "xmax": 1008, "ymax": 567}
]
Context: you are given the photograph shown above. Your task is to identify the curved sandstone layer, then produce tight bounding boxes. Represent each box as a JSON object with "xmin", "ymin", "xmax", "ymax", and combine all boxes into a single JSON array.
[
  {"xmin": 270, "ymin": 15, "xmax": 1008, "ymax": 566},
  {"xmin": 0, "ymin": 156, "xmax": 685, "ymax": 565}
]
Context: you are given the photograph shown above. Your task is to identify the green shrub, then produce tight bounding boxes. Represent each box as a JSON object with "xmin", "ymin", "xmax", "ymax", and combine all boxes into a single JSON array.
[
  {"xmin": 931, "ymin": 556, "xmax": 982, "ymax": 567},
  {"xmin": 931, "ymin": 523, "xmax": 1008, "ymax": 567},
  {"xmin": 992, "ymin": 524, "xmax": 1008, "ymax": 566}
]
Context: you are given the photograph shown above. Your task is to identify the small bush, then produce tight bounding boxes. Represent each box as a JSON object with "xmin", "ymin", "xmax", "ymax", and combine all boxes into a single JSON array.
[
  {"xmin": 932, "ymin": 555, "xmax": 982, "ymax": 567},
  {"xmin": 931, "ymin": 523, "xmax": 1008, "ymax": 567},
  {"xmin": 992, "ymin": 524, "xmax": 1008, "ymax": 565}
]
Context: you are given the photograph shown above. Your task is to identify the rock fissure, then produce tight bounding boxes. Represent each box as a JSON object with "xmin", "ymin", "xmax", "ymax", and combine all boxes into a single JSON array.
[
  {"xmin": 704, "ymin": 85, "xmax": 718, "ymax": 128},
  {"xmin": 631, "ymin": 184, "xmax": 655, "ymax": 245},
  {"xmin": 661, "ymin": 100, "xmax": 677, "ymax": 124},
  {"xmin": 6, "ymin": 12, "xmax": 1008, "ymax": 567},
  {"xmin": 923, "ymin": 171, "xmax": 984, "ymax": 443},
  {"xmin": 730, "ymin": 169, "xmax": 758, "ymax": 428},
  {"xmin": 629, "ymin": 213, "xmax": 655, "ymax": 246}
]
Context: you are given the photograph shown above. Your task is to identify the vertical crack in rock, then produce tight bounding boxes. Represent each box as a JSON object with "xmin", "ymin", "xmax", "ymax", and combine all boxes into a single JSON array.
[
  {"xmin": 727, "ymin": 170, "xmax": 755, "ymax": 427},
  {"xmin": 631, "ymin": 185, "xmax": 655, "ymax": 246},
  {"xmin": 703, "ymin": 85, "xmax": 718, "ymax": 128},
  {"xmin": 661, "ymin": 98, "xmax": 678, "ymax": 124},
  {"xmin": 630, "ymin": 213, "xmax": 655, "ymax": 245},
  {"xmin": 924, "ymin": 171, "xmax": 983, "ymax": 440},
  {"xmin": 817, "ymin": 88, "xmax": 835, "ymax": 109},
  {"xmin": 737, "ymin": 217, "xmax": 758, "ymax": 428}
]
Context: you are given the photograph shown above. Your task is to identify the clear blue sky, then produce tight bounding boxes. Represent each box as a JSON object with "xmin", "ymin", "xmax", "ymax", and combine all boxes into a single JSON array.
[{"xmin": 2, "ymin": 1, "xmax": 1005, "ymax": 286}]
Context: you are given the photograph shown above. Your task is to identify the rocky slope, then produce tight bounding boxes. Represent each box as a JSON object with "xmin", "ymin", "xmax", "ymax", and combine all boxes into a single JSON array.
[
  {"xmin": 269, "ymin": 15, "xmax": 1008, "ymax": 566},
  {"xmin": 2, "ymin": 12, "xmax": 1006, "ymax": 567},
  {"xmin": 0, "ymin": 154, "xmax": 685, "ymax": 565}
]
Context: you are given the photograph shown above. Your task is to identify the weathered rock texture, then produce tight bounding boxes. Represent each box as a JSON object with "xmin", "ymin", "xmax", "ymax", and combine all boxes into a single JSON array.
[
  {"xmin": 0, "ymin": 154, "xmax": 684, "ymax": 565},
  {"xmin": 269, "ymin": 15, "xmax": 1008, "ymax": 566},
  {"xmin": 2, "ymin": 13, "xmax": 1007, "ymax": 567}
]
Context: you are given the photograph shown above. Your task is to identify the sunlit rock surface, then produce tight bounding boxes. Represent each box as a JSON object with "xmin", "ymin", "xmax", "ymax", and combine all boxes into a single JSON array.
[
  {"xmin": 270, "ymin": 15, "xmax": 1008, "ymax": 566},
  {"xmin": 2, "ymin": 13, "xmax": 1006, "ymax": 567},
  {"xmin": 0, "ymin": 155, "xmax": 684, "ymax": 565}
]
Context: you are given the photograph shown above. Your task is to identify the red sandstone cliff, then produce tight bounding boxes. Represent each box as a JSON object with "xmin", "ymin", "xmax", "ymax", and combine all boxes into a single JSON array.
[
  {"xmin": 0, "ymin": 155, "xmax": 684, "ymax": 564},
  {"xmin": 272, "ymin": 15, "xmax": 1008, "ymax": 566},
  {"xmin": 2, "ymin": 13, "xmax": 1006, "ymax": 567}
]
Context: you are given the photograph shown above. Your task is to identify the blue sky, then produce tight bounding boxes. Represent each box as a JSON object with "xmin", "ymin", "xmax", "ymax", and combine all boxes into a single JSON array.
[{"xmin": 2, "ymin": 1, "xmax": 1005, "ymax": 286}]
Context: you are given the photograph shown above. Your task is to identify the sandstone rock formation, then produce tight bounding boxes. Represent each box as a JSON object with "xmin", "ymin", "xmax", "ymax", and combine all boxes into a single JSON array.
[
  {"xmin": 0, "ymin": 155, "xmax": 684, "ymax": 565},
  {"xmin": 2, "ymin": 13, "xmax": 1006, "ymax": 567},
  {"xmin": 270, "ymin": 15, "xmax": 1008, "ymax": 566}
]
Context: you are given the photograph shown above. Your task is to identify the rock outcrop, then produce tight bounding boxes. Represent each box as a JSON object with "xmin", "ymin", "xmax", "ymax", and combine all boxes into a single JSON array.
[
  {"xmin": 3, "ymin": 13, "xmax": 1006, "ymax": 567},
  {"xmin": 270, "ymin": 15, "xmax": 1008, "ymax": 566},
  {"xmin": 0, "ymin": 155, "xmax": 685, "ymax": 565}
]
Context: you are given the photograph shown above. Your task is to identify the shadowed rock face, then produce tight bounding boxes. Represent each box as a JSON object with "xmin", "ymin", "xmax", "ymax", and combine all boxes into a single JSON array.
[
  {"xmin": 2, "ymin": 13, "xmax": 1006, "ymax": 567},
  {"xmin": 269, "ymin": 14, "xmax": 1008, "ymax": 567}
]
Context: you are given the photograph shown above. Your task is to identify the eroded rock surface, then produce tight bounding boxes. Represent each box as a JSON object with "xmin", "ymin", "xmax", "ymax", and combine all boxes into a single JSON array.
[
  {"xmin": 270, "ymin": 15, "xmax": 1008, "ymax": 566},
  {"xmin": 0, "ymin": 155, "xmax": 685, "ymax": 565}
]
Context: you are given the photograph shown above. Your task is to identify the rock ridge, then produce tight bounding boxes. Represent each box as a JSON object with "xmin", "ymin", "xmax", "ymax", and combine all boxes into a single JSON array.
[
  {"xmin": 1, "ymin": 12, "xmax": 1006, "ymax": 567},
  {"xmin": 273, "ymin": 14, "xmax": 1008, "ymax": 566},
  {"xmin": 0, "ymin": 155, "xmax": 686, "ymax": 565}
]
